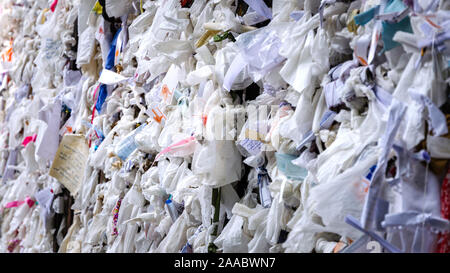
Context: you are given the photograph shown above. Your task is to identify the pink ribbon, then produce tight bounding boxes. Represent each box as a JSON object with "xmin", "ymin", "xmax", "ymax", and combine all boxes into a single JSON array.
[
  {"xmin": 50, "ymin": 0, "xmax": 58, "ymax": 12},
  {"xmin": 22, "ymin": 134, "xmax": 37, "ymax": 147},
  {"xmin": 5, "ymin": 197, "xmax": 35, "ymax": 209},
  {"xmin": 155, "ymin": 136, "xmax": 195, "ymax": 160}
]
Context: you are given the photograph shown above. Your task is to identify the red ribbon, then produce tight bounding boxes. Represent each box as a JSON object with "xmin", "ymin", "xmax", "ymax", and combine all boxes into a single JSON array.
[
  {"xmin": 22, "ymin": 134, "xmax": 37, "ymax": 147},
  {"xmin": 5, "ymin": 196, "xmax": 35, "ymax": 209},
  {"xmin": 50, "ymin": 0, "xmax": 58, "ymax": 12},
  {"xmin": 437, "ymin": 168, "xmax": 450, "ymax": 253}
]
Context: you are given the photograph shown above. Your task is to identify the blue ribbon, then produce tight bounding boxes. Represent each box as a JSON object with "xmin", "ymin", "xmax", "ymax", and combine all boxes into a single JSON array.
[{"xmin": 95, "ymin": 27, "xmax": 122, "ymax": 113}]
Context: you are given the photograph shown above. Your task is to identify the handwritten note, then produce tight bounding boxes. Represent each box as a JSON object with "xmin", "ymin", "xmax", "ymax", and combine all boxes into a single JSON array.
[
  {"xmin": 49, "ymin": 134, "xmax": 89, "ymax": 195},
  {"xmin": 239, "ymin": 138, "xmax": 262, "ymax": 156},
  {"xmin": 44, "ymin": 38, "xmax": 61, "ymax": 60}
]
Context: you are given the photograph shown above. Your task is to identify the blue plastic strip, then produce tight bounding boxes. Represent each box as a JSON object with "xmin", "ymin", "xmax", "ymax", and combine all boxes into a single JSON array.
[
  {"xmin": 106, "ymin": 27, "xmax": 122, "ymax": 70},
  {"xmin": 95, "ymin": 27, "xmax": 122, "ymax": 113},
  {"xmin": 95, "ymin": 84, "xmax": 108, "ymax": 113}
]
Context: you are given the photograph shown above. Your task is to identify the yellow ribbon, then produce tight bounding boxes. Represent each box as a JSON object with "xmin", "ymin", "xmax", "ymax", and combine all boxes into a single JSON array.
[
  {"xmin": 92, "ymin": 1, "xmax": 103, "ymax": 15},
  {"xmin": 41, "ymin": 8, "xmax": 49, "ymax": 24},
  {"xmin": 196, "ymin": 30, "xmax": 220, "ymax": 48}
]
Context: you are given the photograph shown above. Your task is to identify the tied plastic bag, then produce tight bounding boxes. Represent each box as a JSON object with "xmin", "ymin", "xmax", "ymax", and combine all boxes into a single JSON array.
[
  {"xmin": 214, "ymin": 215, "xmax": 251, "ymax": 253},
  {"xmin": 155, "ymin": 135, "xmax": 196, "ymax": 161},
  {"xmin": 375, "ymin": 144, "xmax": 449, "ymax": 253},
  {"xmin": 192, "ymin": 140, "xmax": 243, "ymax": 188},
  {"xmin": 308, "ymin": 153, "xmax": 378, "ymax": 241},
  {"xmin": 114, "ymin": 124, "xmax": 146, "ymax": 161},
  {"xmin": 278, "ymin": 14, "xmax": 326, "ymax": 93},
  {"xmin": 105, "ymin": 0, "xmax": 132, "ymax": 19},
  {"xmin": 215, "ymin": 44, "xmax": 253, "ymax": 91},
  {"xmin": 275, "ymin": 153, "xmax": 308, "ymax": 181},
  {"xmin": 77, "ymin": 26, "xmax": 97, "ymax": 67},
  {"xmin": 223, "ymin": 26, "xmax": 287, "ymax": 91}
]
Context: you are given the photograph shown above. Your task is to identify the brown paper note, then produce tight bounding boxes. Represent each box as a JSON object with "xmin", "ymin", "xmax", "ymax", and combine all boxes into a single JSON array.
[{"xmin": 49, "ymin": 134, "xmax": 88, "ymax": 195}]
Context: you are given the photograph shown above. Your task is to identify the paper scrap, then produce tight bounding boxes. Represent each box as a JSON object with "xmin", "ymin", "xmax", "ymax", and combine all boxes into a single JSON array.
[
  {"xmin": 49, "ymin": 134, "xmax": 89, "ymax": 195},
  {"xmin": 239, "ymin": 138, "xmax": 262, "ymax": 156}
]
